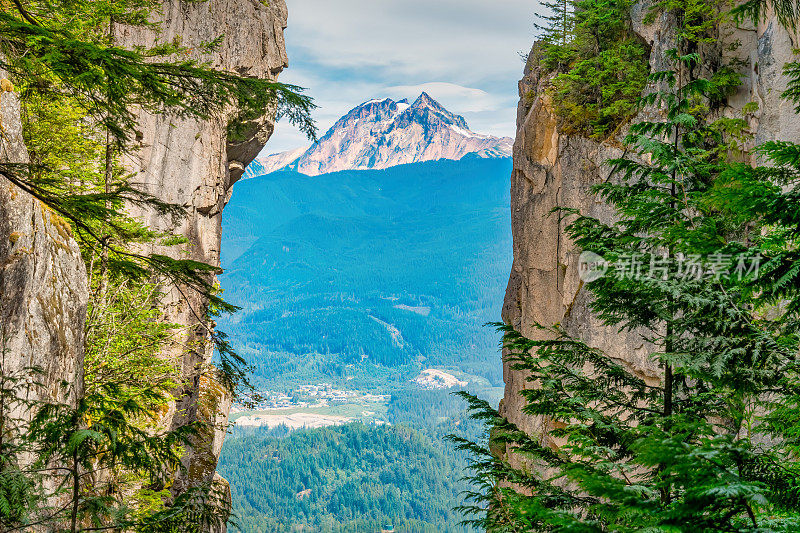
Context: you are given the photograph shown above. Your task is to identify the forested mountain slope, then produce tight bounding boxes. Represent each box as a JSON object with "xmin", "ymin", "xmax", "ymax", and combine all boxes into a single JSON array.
[
  {"xmin": 219, "ymin": 388, "xmax": 485, "ymax": 533},
  {"xmin": 219, "ymin": 157, "xmax": 513, "ymax": 389}
]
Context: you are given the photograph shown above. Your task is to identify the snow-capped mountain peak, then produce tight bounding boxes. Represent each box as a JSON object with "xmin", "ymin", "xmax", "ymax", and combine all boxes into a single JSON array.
[{"xmin": 245, "ymin": 93, "xmax": 513, "ymax": 177}]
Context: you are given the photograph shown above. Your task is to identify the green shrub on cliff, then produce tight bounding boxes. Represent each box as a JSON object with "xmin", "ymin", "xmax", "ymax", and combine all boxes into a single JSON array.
[
  {"xmin": 0, "ymin": 0, "xmax": 315, "ymax": 530},
  {"xmin": 548, "ymin": 40, "xmax": 648, "ymax": 139},
  {"xmin": 535, "ymin": 0, "xmax": 649, "ymax": 139}
]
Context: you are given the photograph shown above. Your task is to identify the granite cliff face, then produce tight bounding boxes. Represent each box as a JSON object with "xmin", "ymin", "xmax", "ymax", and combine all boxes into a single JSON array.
[
  {"xmin": 502, "ymin": 7, "xmax": 799, "ymax": 440},
  {"xmin": 0, "ymin": 75, "xmax": 88, "ymax": 417},
  {"xmin": 113, "ymin": 0, "xmax": 290, "ymax": 515},
  {"xmin": 0, "ymin": 72, "xmax": 88, "ymax": 504},
  {"xmin": 249, "ymin": 93, "xmax": 513, "ymax": 177}
]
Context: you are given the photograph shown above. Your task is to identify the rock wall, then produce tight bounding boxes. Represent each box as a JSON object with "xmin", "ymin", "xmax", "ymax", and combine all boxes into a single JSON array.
[
  {"xmin": 0, "ymin": 71, "xmax": 88, "ymax": 532},
  {"xmin": 0, "ymin": 75, "xmax": 88, "ymax": 416},
  {"xmin": 113, "ymin": 0, "xmax": 289, "ymax": 514},
  {"xmin": 501, "ymin": 6, "xmax": 799, "ymax": 439},
  {"xmin": 0, "ymin": 74, "xmax": 88, "ymax": 507}
]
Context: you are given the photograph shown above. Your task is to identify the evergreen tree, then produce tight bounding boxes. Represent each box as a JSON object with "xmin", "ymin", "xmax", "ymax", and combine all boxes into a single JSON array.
[
  {"xmin": 536, "ymin": 0, "xmax": 572, "ymax": 47},
  {"xmin": 533, "ymin": 0, "xmax": 649, "ymax": 138},
  {"xmin": 453, "ymin": 3, "xmax": 800, "ymax": 531},
  {"xmin": 535, "ymin": 0, "xmax": 574, "ymax": 72},
  {"xmin": 0, "ymin": 0, "xmax": 316, "ymax": 529},
  {"xmin": 0, "ymin": 286, "xmax": 227, "ymax": 531}
]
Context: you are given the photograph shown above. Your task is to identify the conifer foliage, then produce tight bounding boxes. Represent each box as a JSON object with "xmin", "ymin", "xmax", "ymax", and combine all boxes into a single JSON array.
[
  {"xmin": 534, "ymin": 0, "xmax": 649, "ymax": 138},
  {"xmin": 0, "ymin": 0, "xmax": 315, "ymax": 530},
  {"xmin": 454, "ymin": 2, "xmax": 800, "ymax": 531}
]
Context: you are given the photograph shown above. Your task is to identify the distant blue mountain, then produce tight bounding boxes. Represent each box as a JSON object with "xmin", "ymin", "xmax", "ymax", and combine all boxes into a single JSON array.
[{"xmin": 218, "ymin": 157, "xmax": 513, "ymax": 389}]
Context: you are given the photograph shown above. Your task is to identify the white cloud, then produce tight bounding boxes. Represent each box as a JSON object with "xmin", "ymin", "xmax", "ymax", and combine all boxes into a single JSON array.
[
  {"xmin": 383, "ymin": 82, "xmax": 501, "ymax": 113},
  {"xmin": 285, "ymin": 0, "xmax": 540, "ymax": 82},
  {"xmin": 260, "ymin": 0, "xmax": 542, "ymax": 153}
]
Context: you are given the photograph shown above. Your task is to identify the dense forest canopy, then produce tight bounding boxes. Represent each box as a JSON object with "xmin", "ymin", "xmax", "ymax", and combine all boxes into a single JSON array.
[
  {"xmin": 221, "ymin": 424, "xmax": 470, "ymax": 533},
  {"xmin": 220, "ymin": 389, "xmax": 486, "ymax": 533}
]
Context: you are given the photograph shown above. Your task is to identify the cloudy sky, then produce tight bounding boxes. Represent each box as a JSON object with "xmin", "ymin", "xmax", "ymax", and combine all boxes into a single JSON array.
[{"xmin": 265, "ymin": 0, "xmax": 542, "ymax": 153}]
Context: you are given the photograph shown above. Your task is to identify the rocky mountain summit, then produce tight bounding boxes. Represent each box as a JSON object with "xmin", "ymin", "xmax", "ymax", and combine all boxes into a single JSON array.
[{"xmin": 248, "ymin": 92, "xmax": 512, "ymax": 176}]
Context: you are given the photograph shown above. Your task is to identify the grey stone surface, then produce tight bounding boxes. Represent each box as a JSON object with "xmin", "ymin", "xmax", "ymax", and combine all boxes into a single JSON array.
[
  {"xmin": 0, "ymin": 76, "xmax": 87, "ymax": 414},
  {"xmin": 0, "ymin": 74, "xmax": 88, "ymax": 526},
  {"xmin": 501, "ymin": 8, "xmax": 800, "ymax": 447},
  {"xmin": 113, "ymin": 0, "xmax": 289, "ymax": 518}
]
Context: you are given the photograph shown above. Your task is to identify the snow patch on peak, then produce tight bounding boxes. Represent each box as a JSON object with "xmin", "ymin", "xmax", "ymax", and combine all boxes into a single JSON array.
[
  {"xmin": 449, "ymin": 125, "xmax": 480, "ymax": 138},
  {"xmin": 363, "ymin": 97, "xmax": 394, "ymax": 106}
]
